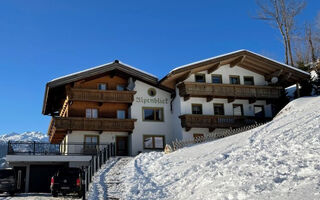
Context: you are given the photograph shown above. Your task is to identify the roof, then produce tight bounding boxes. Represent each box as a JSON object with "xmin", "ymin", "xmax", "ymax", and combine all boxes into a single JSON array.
[
  {"xmin": 42, "ymin": 60, "xmax": 161, "ymax": 115},
  {"xmin": 160, "ymin": 49, "xmax": 310, "ymax": 89}
]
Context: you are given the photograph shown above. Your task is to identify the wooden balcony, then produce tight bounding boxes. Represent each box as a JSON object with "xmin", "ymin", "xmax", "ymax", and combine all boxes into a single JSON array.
[
  {"xmin": 67, "ymin": 88, "xmax": 136, "ymax": 103},
  {"xmin": 179, "ymin": 114, "xmax": 270, "ymax": 131},
  {"xmin": 177, "ymin": 82, "xmax": 282, "ymax": 101},
  {"xmin": 48, "ymin": 117, "xmax": 137, "ymax": 144}
]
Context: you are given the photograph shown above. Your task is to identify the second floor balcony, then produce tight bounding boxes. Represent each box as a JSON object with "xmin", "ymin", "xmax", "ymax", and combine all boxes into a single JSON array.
[
  {"xmin": 179, "ymin": 114, "xmax": 270, "ymax": 131},
  {"xmin": 48, "ymin": 117, "xmax": 137, "ymax": 143},
  {"xmin": 177, "ymin": 82, "xmax": 282, "ymax": 101},
  {"xmin": 67, "ymin": 88, "xmax": 136, "ymax": 103}
]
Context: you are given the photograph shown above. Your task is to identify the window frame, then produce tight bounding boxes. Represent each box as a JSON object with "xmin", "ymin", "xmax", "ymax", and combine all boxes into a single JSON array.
[
  {"xmin": 142, "ymin": 107, "xmax": 164, "ymax": 122},
  {"xmin": 143, "ymin": 135, "xmax": 165, "ymax": 150},
  {"xmin": 195, "ymin": 73, "xmax": 206, "ymax": 83},
  {"xmin": 254, "ymin": 105, "xmax": 265, "ymax": 118},
  {"xmin": 211, "ymin": 74, "xmax": 222, "ymax": 84},
  {"xmin": 117, "ymin": 110, "xmax": 126, "ymax": 119},
  {"xmin": 97, "ymin": 83, "xmax": 107, "ymax": 90},
  {"xmin": 191, "ymin": 104, "xmax": 203, "ymax": 115},
  {"xmin": 229, "ymin": 75, "xmax": 240, "ymax": 85},
  {"xmin": 86, "ymin": 108, "xmax": 98, "ymax": 118},
  {"xmin": 84, "ymin": 135, "xmax": 100, "ymax": 149},
  {"xmin": 232, "ymin": 104, "xmax": 244, "ymax": 116},
  {"xmin": 213, "ymin": 103, "xmax": 225, "ymax": 115},
  {"xmin": 243, "ymin": 76, "xmax": 255, "ymax": 85},
  {"xmin": 116, "ymin": 84, "xmax": 125, "ymax": 91}
]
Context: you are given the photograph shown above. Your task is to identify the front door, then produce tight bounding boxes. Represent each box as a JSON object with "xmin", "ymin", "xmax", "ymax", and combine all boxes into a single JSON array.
[
  {"xmin": 14, "ymin": 166, "xmax": 26, "ymax": 193},
  {"xmin": 116, "ymin": 136, "xmax": 128, "ymax": 156}
]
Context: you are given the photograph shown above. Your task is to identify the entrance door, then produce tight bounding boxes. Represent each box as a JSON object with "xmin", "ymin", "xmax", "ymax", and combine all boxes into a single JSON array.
[
  {"xmin": 116, "ymin": 136, "xmax": 128, "ymax": 156},
  {"xmin": 14, "ymin": 167, "xmax": 26, "ymax": 193}
]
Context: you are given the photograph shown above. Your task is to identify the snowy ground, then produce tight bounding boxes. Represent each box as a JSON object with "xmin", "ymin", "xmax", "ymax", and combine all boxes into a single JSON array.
[
  {"xmin": 117, "ymin": 96, "xmax": 320, "ymax": 200},
  {"xmin": 88, "ymin": 157, "xmax": 133, "ymax": 200}
]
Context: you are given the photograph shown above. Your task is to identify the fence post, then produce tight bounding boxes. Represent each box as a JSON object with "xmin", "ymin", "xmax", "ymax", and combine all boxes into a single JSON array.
[
  {"xmin": 113, "ymin": 143, "xmax": 116, "ymax": 157},
  {"xmin": 33, "ymin": 141, "xmax": 36, "ymax": 155}
]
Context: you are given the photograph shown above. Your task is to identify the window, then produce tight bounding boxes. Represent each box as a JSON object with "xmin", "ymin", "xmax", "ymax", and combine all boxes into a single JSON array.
[
  {"xmin": 192, "ymin": 104, "xmax": 203, "ymax": 114},
  {"xmin": 244, "ymin": 76, "xmax": 254, "ymax": 85},
  {"xmin": 142, "ymin": 107, "xmax": 164, "ymax": 121},
  {"xmin": 148, "ymin": 88, "xmax": 156, "ymax": 97},
  {"xmin": 117, "ymin": 110, "xmax": 126, "ymax": 119},
  {"xmin": 212, "ymin": 74, "xmax": 222, "ymax": 84},
  {"xmin": 230, "ymin": 76, "xmax": 240, "ymax": 84},
  {"xmin": 143, "ymin": 135, "xmax": 165, "ymax": 149},
  {"xmin": 84, "ymin": 135, "xmax": 99, "ymax": 150},
  {"xmin": 98, "ymin": 83, "xmax": 107, "ymax": 90},
  {"xmin": 214, "ymin": 104, "xmax": 224, "ymax": 115},
  {"xmin": 254, "ymin": 105, "xmax": 265, "ymax": 118},
  {"xmin": 86, "ymin": 108, "xmax": 98, "ymax": 118},
  {"xmin": 233, "ymin": 104, "xmax": 243, "ymax": 116},
  {"xmin": 195, "ymin": 74, "xmax": 206, "ymax": 83},
  {"xmin": 117, "ymin": 85, "xmax": 125, "ymax": 91}
]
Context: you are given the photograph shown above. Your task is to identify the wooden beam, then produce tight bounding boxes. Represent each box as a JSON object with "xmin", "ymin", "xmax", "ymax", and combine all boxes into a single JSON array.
[
  {"xmin": 206, "ymin": 96, "xmax": 213, "ymax": 102},
  {"xmin": 228, "ymin": 98, "xmax": 235, "ymax": 103},
  {"xmin": 207, "ymin": 62, "xmax": 221, "ymax": 74},
  {"xmin": 249, "ymin": 98, "xmax": 256, "ymax": 104},
  {"xmin": 230, "ymin": 56, "xmax": 246, "ymax": 68},
  {"xmin": 238, "ymin": 63, "xmax": 269, "ymax": 76},
  {"xmin": 265, "ymin": 69, "xmax": 283, "ymax": 81},
  {"xmin": 175, "ymin": 71, "xmax": 191, "ymax": 84},
  {"xmin": 209, "ymin": 128, "xmax": 216, "ymax": 132},
  {"xmin": 184, "ymin": 95, "xmax": 190, "ymax": 101}
]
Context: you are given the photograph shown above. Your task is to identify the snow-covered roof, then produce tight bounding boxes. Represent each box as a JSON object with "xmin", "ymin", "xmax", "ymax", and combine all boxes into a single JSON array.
[{"xmin": 169, "ymin": 49, "xmax": 309, "ymax": 75}]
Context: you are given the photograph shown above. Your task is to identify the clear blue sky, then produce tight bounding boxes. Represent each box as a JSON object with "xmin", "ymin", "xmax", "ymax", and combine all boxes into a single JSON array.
[{"xmin": 0, "ymin": 0, "xmax": 319, "ymax": 134}]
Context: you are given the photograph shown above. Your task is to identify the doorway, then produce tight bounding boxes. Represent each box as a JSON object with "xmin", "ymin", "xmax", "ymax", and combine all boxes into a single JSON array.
[
  {"xmin": 14, "ymin": 166, "xmax": 26, "ymax": 193},
  {"xmin": 116, "ymin": 136, "xmax": 128, "ymax": 156}
]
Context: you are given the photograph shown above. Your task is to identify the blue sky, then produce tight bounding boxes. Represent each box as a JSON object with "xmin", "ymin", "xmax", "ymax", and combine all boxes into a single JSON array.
[{"xmin": 0, "ymin": 0, "xmax": 319, "ymax": 134}]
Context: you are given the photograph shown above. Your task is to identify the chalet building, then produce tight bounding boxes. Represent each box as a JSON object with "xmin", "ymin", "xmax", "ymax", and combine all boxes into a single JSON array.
[{"xmin": 5, "ymin": 49, "xmax": 309, "ymax": 192}]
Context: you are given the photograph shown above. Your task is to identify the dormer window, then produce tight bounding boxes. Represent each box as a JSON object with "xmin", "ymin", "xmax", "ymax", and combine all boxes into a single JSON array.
[
  {"xmin": 195, "ymin": 74, "xmax": 206, "ymax": 83},
  {"xmin": 98, "ymin": 83, "xmax": 107, "ymax": 90}
]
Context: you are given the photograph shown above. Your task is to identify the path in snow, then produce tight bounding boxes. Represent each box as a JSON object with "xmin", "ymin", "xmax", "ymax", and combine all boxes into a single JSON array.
[{"xmin": 88, "ymin": 157, "xmax": 133, "ymax": 200}]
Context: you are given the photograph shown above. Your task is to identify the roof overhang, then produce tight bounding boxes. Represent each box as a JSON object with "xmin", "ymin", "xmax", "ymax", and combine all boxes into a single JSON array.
[
  {"xmin": 42, "ymin": 61, "xmax": 172, "ymax": 115},
  {"xmin": 160, "ymin": 50, "xmax": 310, "ymax": 89}
]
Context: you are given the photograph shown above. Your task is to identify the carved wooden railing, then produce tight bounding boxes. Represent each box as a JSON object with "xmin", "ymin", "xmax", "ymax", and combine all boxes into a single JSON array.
[
  {"xmin": 48, "ymin": 117, "xmax": 137, "ymax": 143},
  {"xmin": 67, "ymin": 88, "xmax": 136, "ymax": 103},
  {"xmin": 177, "ymin": 82, "xmax": 282, "ymax": 100},
  {"xmin": 179, "ymin": 114, "xmax": 270, "ymax": 131}
]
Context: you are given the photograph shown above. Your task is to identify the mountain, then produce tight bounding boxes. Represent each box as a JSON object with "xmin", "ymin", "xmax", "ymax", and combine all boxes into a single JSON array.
[
  {"xmin": 0, "ymin": 132, "xmax": 48, "ymax": 168},
  {"xmin": 117, "ymin": 96, "xmax": 320, "ymax": 200}
]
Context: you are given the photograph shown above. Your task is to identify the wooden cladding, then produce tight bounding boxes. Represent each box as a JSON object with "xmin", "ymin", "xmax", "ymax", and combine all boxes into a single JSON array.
[
  {"xmin": 179, "ymin": 114, "xmax": 270, "ymax": 131},
  {"xmin": 67, "ymin": 88, "xmax": 136, "ymax": 103},
  {"xmin": 48, "ymin": 117, "xmax": 137, "ymax": 143},
  {"xmin": 177, "ymin": 82, "xmax": 282, "ymax": 101}
]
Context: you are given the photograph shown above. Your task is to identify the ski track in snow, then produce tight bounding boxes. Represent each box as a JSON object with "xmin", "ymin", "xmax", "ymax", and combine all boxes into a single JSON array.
[
  {"xmin": 88, "ymin": 157, "xmax": 133, "ymax": 200},
  {"xmin": 119, "ymin": 96, "xmax": 320, "ymax": 200}
]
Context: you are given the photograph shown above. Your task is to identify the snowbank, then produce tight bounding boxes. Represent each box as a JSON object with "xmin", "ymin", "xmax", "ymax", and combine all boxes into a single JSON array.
[{"xmin": 120, "ymin": 96, "xmax": 320, "ymax": 200}]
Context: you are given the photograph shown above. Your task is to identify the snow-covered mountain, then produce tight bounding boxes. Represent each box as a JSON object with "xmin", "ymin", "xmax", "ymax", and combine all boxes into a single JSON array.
[
  {"xmin": 0, "ymin": 132, "xmax": 48, "ymax": 168},
  {"xmin": 114, "ymin": 96, "xmax": 320, "ymax": 200}
]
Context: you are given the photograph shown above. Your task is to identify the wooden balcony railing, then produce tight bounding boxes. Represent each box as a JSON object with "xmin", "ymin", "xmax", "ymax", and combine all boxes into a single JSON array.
[
  {"xmin": 48, "ymin": 117, "xmax": 137, "ymax": 143},
  {"xmin": 67, "ymin": 88, "xmax": 136, "ymax": 103},
  {"xmin": 179, "ymin": 114, "xmax": 270, "ymax": 131},
  {"xmin": 177, "ymin": 82, "xmax": 282, "ymax": 101}
]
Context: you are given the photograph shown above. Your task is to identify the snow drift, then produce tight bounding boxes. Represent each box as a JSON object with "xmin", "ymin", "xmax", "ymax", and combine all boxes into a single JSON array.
[{"xmin": 120, "ymin": 96, "xmax": 320, "ymax": 200}]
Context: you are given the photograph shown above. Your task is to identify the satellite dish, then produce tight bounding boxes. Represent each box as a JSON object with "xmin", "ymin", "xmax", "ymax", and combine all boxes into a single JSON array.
[{"xmin": 271, "ymin": 77, "xmax": 278, "ymax": 84}]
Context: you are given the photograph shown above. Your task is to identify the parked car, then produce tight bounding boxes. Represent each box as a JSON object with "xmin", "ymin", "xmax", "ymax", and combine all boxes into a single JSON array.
[
  {"xmin": 0, "ymin": 168, "xmax": 16, "ymax": 196},
  {"xmin": 50, "ymin": 167, "xmax": 84, "ymax": 197}
]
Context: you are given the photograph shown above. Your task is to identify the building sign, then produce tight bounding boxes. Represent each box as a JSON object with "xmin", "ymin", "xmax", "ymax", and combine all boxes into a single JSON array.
[{"xmin": 136, "ymin": 97, "xmax": 169, "ymax": 104}]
